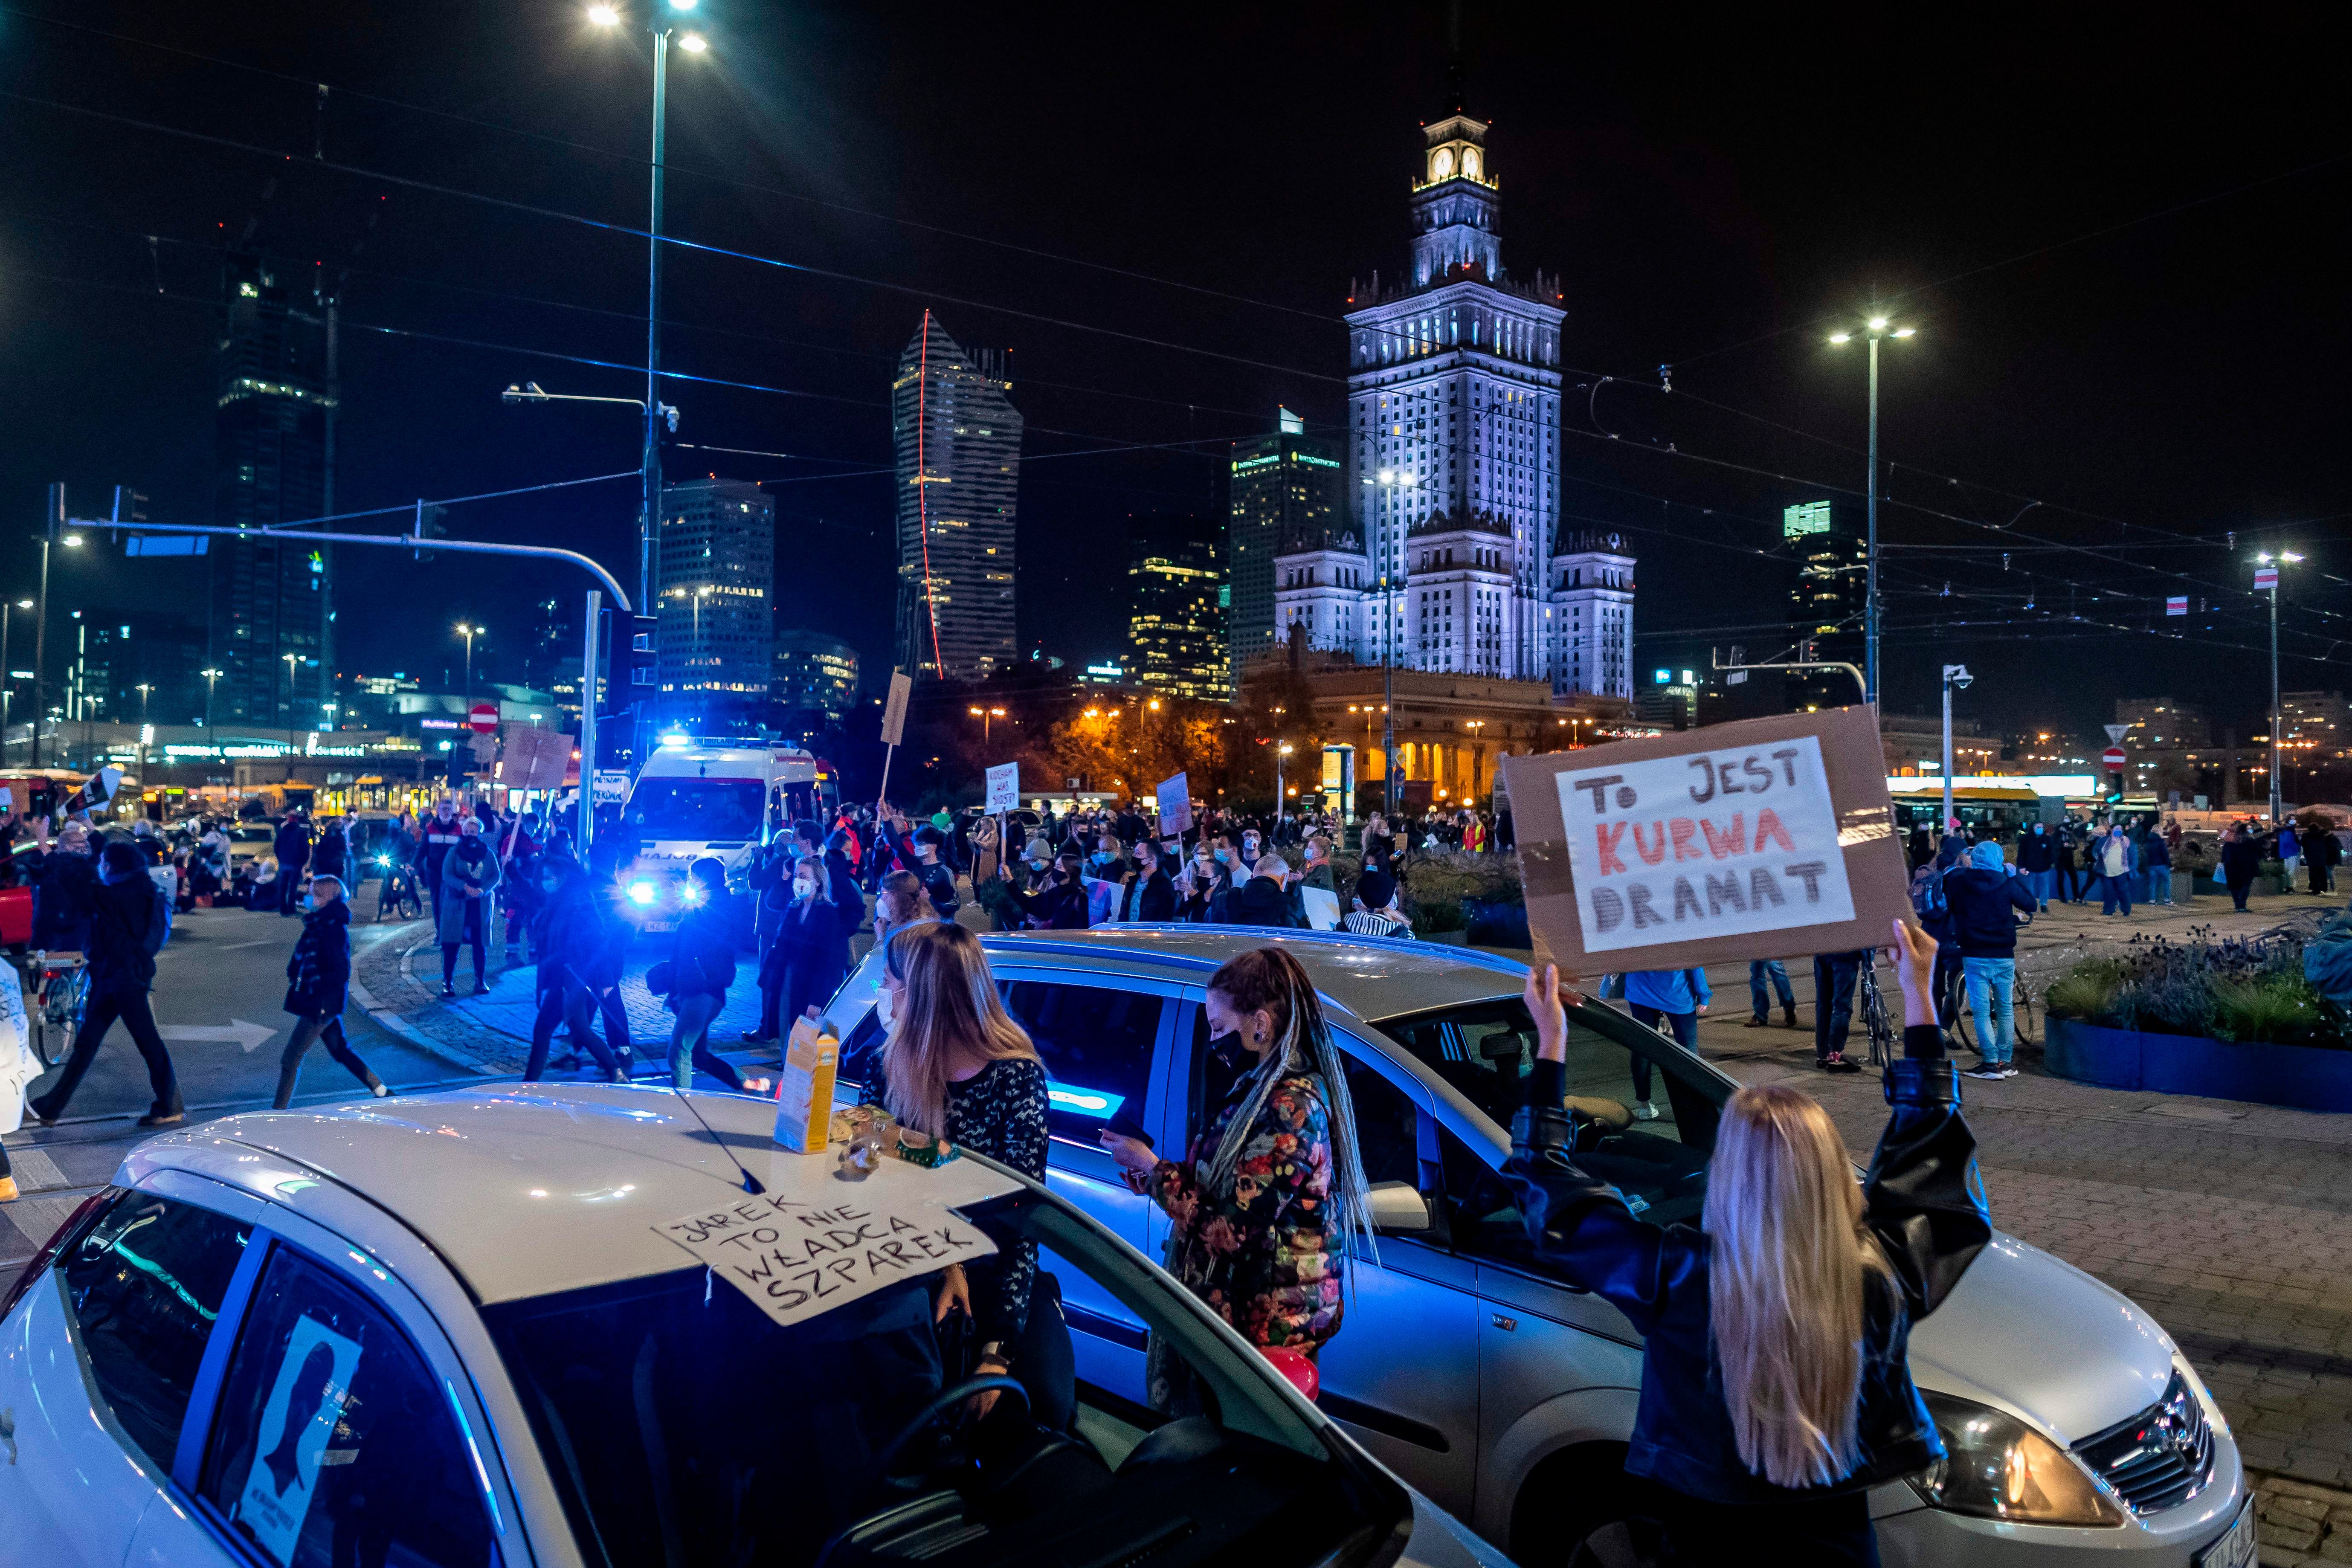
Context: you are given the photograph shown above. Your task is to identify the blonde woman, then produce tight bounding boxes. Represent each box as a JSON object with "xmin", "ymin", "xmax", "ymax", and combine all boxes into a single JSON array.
[
  {"xmin": 1511, "ymin": 921, "xmax": 1989, "ymax": 1562},
  {"xmin": 876, "ymin": 922, "xmax": 1065, "ymax": 1426}
]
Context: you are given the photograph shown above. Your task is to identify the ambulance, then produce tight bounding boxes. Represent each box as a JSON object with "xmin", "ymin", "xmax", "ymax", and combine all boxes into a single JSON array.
[{"xmin": 617, "ymin": 736, "xmax": 840, "ymax": 933}]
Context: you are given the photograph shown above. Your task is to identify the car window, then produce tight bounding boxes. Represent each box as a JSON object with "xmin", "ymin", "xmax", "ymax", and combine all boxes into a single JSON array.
[
  {"xmin": 1183, "ymin": 1007, "xmax": 1419, "ymax": 1188},
  {"xmin": 200, "ymin": 1244, "xmax": 499, "ymax": 1568},
  {"xmin": 484, "ymin": 1188, "xmax": 1396, "ymax": 1568},
  {"xmin": 59, "ymin": 1189, "xmax": 252, "ymax": 1469},
  {"xmin": 1001, "ymin": 980, "xmax": 1163, "ymax": 1143}
]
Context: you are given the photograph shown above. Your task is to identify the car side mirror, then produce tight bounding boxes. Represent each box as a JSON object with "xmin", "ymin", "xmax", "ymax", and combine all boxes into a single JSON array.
[{"xmin": 1367, "ymin": 1180, "xmax": 1433, "ymax": 1234}]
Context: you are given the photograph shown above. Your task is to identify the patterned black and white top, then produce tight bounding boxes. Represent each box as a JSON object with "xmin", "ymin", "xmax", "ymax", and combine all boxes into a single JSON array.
[{"xmin": 944, "ymin": 1055, "xmax": 1050, "ymax": 1345}]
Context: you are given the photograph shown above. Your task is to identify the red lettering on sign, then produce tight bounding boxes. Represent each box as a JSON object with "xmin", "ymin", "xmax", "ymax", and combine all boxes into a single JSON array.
[
  {"xmin": 1630, "ymin": 822, "xmax": 1669, "ymax": 866},
  {"xmin": 1670, "ymin": 818, "xmax": 1704, "ymax": 862},
  {"xmin": 1596, "ymin": 821, "xmax": 1629, "ymax": 876},
  {"xmin": 1754, "ymin": 807, "xmax": 1796, "ymax": 855},
  {"xmin": 1699, "ymin": 813, "xmax": 1747, "ymax": 858}
]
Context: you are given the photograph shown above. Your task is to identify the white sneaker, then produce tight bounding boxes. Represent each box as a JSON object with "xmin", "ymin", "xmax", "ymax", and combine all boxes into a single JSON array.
[
  {"xmin": 1632, "ymin": 1100, "xmax": 1659, "ymax": 1121},
  {"xmin": 2000, "ymin": 1064, "xmax": 2021, "ymax": 1078}
]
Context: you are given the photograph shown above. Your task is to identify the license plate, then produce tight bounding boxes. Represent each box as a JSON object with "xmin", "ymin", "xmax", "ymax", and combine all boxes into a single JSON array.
[{"xmin": 2195, "ymin": 1501, "xmax": 2255, "ymax": 1568}]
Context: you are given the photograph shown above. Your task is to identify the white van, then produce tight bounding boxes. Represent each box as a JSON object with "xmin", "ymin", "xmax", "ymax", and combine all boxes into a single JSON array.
[{"xmin": 618, "ymin": 738, "xmax": 839, "ymax": 930}]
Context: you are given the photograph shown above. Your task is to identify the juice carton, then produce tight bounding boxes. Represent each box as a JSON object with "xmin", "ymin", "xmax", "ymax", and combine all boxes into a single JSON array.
[{"xmin": 772, "ymin": 1014, "xmax": 840, "ymax": 1153}]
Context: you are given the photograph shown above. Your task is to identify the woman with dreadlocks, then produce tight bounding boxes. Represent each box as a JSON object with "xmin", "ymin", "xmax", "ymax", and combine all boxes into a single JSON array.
[{"xmin": 1101, "ymin": 946, "xmax": 1377, "ymax": 1411}]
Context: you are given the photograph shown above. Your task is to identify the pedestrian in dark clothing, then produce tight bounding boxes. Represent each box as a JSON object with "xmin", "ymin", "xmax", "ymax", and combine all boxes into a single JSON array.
[
  {"xmin": 273, "ymin": 813, "xmax": 312, "ymax": 916},
  {"xmin": 1005, "ymin": 854, "xmax": 1090, "ymax": 930},
  {"xmin": 2220, "ymin": 824, "xmax": 2262, "ymax": 911},
  {"xmin": 741, "ymin": 838, "xmax": 797, "ymax": 1043},
  {"xmin": 525, "ymin": 860, "xmax": 627, "ymax": 1083},
  {"xmin": 20, "ymin": 818, "xmax": 99, "ymax": 951},
  {"xmin": 1504, "ymin": 930, "xmax": 1989, "ymax": 1565},
  {"xmin": 663, "ymin": 858, "xmax": 757, "ymax": 1093},
  {"xmin": 2306, "ymin": 823, "xmax": 2341, "ymax": 896},
  {"xmin": 1225, "ymin": 855, "xmax": 1306, "ymax": 927},
  {"xmin": 758, "ymin": 855, "xmax": 856, "ymax": 1038},
  {"xmin": 1812, "ymin": 950, "xmax": 1866, "ymax": 1072},
  {"xmin": 418, "ymin": 799, "xmax": 468, "ymax": 915},
  {"xmin": 312, "ymin": 818, "xmax": 348, "ymax": 882},
  {"xmin": 273, "ymin": 875, "xmax": 386, "ymax": 1107},
  {"xmin": 436, "ymin": 821, "xmax": 502, "ymax": 995},
  {"xmin": 28, "ymin": 840, "xmax": 180, "ymax": 1127},
  {"xmin": 1943, "ymin": 842, "xmax": 2036, "ymax": 1078},
  {"xmin": 1120, "ymin": 840, "xmax": 1177, "ymax": 922},
  {"xmin": 2016, "ymin": 823, "xmax": 2056, "ymax": 911}
]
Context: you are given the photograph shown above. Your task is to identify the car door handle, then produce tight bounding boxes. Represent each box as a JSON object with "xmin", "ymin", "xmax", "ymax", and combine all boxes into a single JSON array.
[
  {"xmin": 1490, "ymin": 1313, "xmax": 1518, "ymax": 1332},
  {"xmin": 1, "ymin": 1406, "xmax": 15, "ymax": 1465}
]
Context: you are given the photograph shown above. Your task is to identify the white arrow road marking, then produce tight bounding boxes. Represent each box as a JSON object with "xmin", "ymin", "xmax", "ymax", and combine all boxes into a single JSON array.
[{"xmin": 158, "ymin": 1019, "xmax": 279, "ymax": 1053}]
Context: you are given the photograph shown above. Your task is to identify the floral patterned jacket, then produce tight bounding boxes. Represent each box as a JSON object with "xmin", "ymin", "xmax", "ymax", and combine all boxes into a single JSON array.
[{"xmin": 1148, "ymin": 1069, "xmax": 1346, "ymax": 1353}]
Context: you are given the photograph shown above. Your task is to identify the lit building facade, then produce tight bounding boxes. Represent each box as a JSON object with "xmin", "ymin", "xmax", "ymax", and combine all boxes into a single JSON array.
[
  {"xmin": 893, "ymin": 315, "xmax": 1020, "ymax": 681},
  {"xmin": 1270, "ymin": 103, "xmax": 1627, "ymax": 695},
  {"xmin": 213, "ymin": 253, "xmax": 335, "ymax": 729},
  {"xmin": 656, "ymin": 477, "xmax": 774, "ymax": 730},
  {"xmin": 1125, "ymin": 515, "xmax": 1227, "ymax": 702},
  {"xmin": 1227, "ymin": 409, "xmax": 1341, "ymax": 690},
  {"xmin": 773, "ymin": 628, "xmax": 859, "ymax": 722},
  {"xmin": 1784, "ymin": 498, "xmax": 1868, "ymax": 710}
]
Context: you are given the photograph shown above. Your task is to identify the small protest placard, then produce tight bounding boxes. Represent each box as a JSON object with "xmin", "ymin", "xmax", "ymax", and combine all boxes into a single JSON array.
[
  {"xmin": 653, "ymin": 1179, "xmax": 996, "ymax": 1330},
  {"xmin": 1156, "ymin": 771, "xmax": 1193, "ymax": 835},
  {"xmin": 500, "ymin": 723, "xmax": 572, "ymax": 792},
  {"xmin": 984, "ymin": 762, "xmax": 1019, "ymax": 813},
  {"xmin": 1503, "ymin": 706, "xmax": 1908, "ymax": 977},
  {"xmin": 880, "ymin": 671, "xmax": 914, "ymax": 747}
]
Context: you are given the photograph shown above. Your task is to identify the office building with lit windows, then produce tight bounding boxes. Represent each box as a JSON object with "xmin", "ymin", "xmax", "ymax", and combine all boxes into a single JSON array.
[
  {"xmin": 656, "ymin": 477, "xmax": 774, "ymax": 729},
  {"xmin": 1783, "ymin": 496, "xmax": 1868, "ymax": 710},
  {"xmin": 772, "ymin": 628, "xmax": 860, "ymax": 724},
  {"xmin": 1268, "ymin": 95, "xmax": 1631, "ymax": 695},
  {"xmin": 213, "ymin": 253, "xmax": 335, "ymax": 728},
  {"xmin": 1227, "ymin": 408, "xmax": 1340, "ymax": 690},
  {"xmin": 1125, "ymin": 515, "xmax": 1226, "ymax": 703},
  {"xmin": 893, "ymin": 316, "xmax": 1020, "ymax": 682}
]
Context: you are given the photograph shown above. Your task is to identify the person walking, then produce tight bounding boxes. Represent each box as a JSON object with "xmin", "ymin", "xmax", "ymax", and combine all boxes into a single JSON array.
[
  {"xmin": 2017, "ymin": 822, "xmax": 2056, "ymax": 912},
  {"xmin": 436, "ymin": 818, "xmax": 502, "ymax": 996},
  {"xmin": 740, "ymin": 837, "xmax": 797, "ymax": 1044},
  {"xmin": 27, "ymin": 840, "xmax": 181, "ymax": 1127},
  {"xmin": 1505, "ymin": 925, "xmax": 1990, "ymax": 1564},
  {"xmin": 1101, "ymin": 947, "xmax": 1376, "ymax": 1412},
  {"xmin": 20, "ymin": 816, "xmax": 99, "ymax": 953},
  {"xmin": 1745, "ymin": 960, "xmax": 1798, "ymax": 1030},
  {"xmin": 2096, "ymin": 823, "xmax": 2134, "ymax": 916},
  {"xmin": 1811, "ymin": 950, "xmax": 1868, "ymax": 1072},
  {"xmin": 2142, "ymin": 826, "xmax": 2173, "ymax": 907},
  {"xmin": 523, "ymin": 857, "xmax": 627, "ymax": 1084},
  {"xmin": 2306, "ymin": 819, "xmax": 2340, "ymax": 897},
  {"xmin": 757, "ymin": 853, "xmax": 856, "ymax": 1040},
  {"xmin": 2279, "ymin": 818, "xmax": 2303, "ymax": 892},
  {"xmin": 272, "ymin": 811, "xmax": 312, "ymax": 916},
  {"xmin": 2054, "ymin": 832, "xmax": 2083, "ymax": 905},
  {"xmin": 663, "ymin": 858, "xmax": 755, "ymax": 1093},
  {"xmin": 874, "ymin": 920, "xmax": 1069, "ymax": 1427},
  {"xmin": 418, "ymin": 798, "xmax": 467, "ymax": 917},
  {"xmin": 2220, "ymin": 822, "xmax": 2262, "ymax": 911},
  {"xmin": 312, "ymin": 815, "xmax": 349, "ymax": 884},
  {"xmin": 1944, "ymin": 841, "xmax": 2036, "ymax": 1080},
  {"xmin": 1607, "ymin": 968, "xmax": 1708, "ymax": 1121},
  {"xmin": 272, "ymin": 874, "xmax": 388, "ymax": 1107}
]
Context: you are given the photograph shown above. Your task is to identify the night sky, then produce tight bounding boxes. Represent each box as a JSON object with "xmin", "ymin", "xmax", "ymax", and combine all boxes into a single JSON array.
[{"xmin": 4, "ymin": 2, "xmax": 2346, "ymax": 742}]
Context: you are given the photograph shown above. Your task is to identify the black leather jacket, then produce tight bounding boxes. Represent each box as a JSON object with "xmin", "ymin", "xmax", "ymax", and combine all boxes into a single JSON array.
[{"xmin": 1503, "ymin": 1023, "xmax": 1990, "ymax": 1505}]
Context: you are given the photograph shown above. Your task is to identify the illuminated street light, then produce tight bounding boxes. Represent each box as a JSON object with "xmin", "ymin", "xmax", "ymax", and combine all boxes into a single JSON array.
[
  {"xmin": 586, "ymin": 3, "xmax": 619, "ymax": 23},
  {"xmin": 678, "ymin": 31, "xmax": 708, "ymax": 51},
  {"xmin": 1827, "ymin": 312, "xmax": 1919, "ymax": 701}
]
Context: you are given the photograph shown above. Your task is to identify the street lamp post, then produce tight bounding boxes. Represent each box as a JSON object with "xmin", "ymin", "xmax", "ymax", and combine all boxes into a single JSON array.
[
  {"xmin": 282, "ymin": 653, "xmax": 299, "ymax": 729},
  {"xmin": 1828, "ymin": 316, "xmax": 1917, "ymax": 704},
  {"xmin": 1940, "ymin": 664, "xmax": 1973, "ymax": 835},
  {"xmin": 1361, "ymin": 467, "xmax": 1418, "ymax": 810},
  {"xmin": 1277, "ymin": 741, "xmax": 1295, "ymax": 809},
  {"xmin": 456, "ymin": 623, "xmax": 478, "ymax": 704},
  {"xmin": 0, "ymin": 597, "xmax": 27, "ymax": 762},
  {"xmin": 967, "ymin": 704, "xmax": 1006, "ymax": 747},
  {"xmin": 200, "ymin": 666, "xmax": 222, "ymax": 731},
  {"xmin": 2256, "ymin": 551, "xmax": 2303, "ymax": 824}
]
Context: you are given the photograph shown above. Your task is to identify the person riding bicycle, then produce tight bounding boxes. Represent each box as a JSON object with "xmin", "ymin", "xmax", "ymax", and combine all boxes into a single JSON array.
[{"xmin": 1943, "ymin": 841, "xmax": 2036, "ymax": 1081}]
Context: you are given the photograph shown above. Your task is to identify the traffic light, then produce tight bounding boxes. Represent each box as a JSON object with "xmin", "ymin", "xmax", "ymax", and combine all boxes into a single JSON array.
[{"xmin": 628, "ymin": 613, "xmax": 659, "ymax": 690}]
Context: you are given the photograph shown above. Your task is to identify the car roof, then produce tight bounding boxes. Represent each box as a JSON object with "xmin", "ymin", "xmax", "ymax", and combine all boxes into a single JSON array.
[
  {"xmin": 976, "ymin": 924, "xmax": 1529, "ymax": 1023},
  {"xmin": 143, "ymin": 1084, "xmax": 1027, "ymax": 1306}
]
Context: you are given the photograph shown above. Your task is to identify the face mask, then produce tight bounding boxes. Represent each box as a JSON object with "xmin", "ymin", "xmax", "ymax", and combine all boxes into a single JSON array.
[
  {"xmin": 302, "ymin": 894, "xmax": 318, "ymax": 911},
  {"xmin": 1214, "ymin": 849, "xmax": 1232, "ymax": 865},
  {"xmin": 1090, "ymin": 850, "xmax": 1113, "ymax": 866},
  {"xmin": 876, "ymin": 986, "xmax": 897, "ymax": 1029},
  {"xmin": 794, "ymin": 878, "xmax": 817, "ymax": 900},
  {"xmin": 1207, "ymin": 1028, "xmax": 1248, "ymax": 1069}
]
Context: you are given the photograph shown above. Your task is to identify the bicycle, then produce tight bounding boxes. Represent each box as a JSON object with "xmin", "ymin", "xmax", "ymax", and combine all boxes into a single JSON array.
[
  {"xmin": 1857, "ymin": 959, "xmax": 1899, "ymax": 1068},
  {"xmin": 374, "ymin": 860, "xmax": 423, "ymax": 922},
  {"xmin": 1950, "ymin": 978, "xmax": 2037, "ymax": 1055},
  {"xmin": 29, "ymin": 951, "xmax": 89, "ymax": 1069}
]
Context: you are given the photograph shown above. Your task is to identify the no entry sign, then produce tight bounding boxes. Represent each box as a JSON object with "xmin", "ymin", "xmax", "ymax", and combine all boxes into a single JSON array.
[
  {"xmin": 469, "ymin": 701, "xmax": 499, "ymax": 734},
  {"xmin": 2103, "ymin": 747, "xmax": 2126, "ymax": 769}
]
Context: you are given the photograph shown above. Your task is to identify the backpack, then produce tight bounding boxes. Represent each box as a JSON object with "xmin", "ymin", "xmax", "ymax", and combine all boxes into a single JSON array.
[{"xmin": 1911, "ymin": 868, "xmax": 1947, "ymax": 924}]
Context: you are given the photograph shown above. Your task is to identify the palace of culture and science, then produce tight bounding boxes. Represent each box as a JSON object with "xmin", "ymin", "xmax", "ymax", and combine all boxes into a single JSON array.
[{"xmin": 1267, "ymin": 100, "xmax": 1635, "ymax": 702}]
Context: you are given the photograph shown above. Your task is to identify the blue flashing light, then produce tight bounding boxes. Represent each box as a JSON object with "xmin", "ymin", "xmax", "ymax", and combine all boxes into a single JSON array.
[
  {"xmin": 1045, "ymin": 1083, "xmax": 1124, "ymax": 1120},
  {"xmin": 628, "ymin": 880, "xmax": 658, "ymax": 906},
  {"xmin": 659, "ymin": 731, "xmax": 692, "ymax": 749},
  {"xmin": 679, "ymin": 882, "xmax": 705, "ymax": 906}
]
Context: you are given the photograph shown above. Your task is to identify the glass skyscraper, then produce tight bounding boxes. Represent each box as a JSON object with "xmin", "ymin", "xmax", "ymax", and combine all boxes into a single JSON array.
[
  {"xmin": 1225, "ymin": 408, "xmax": 1340, "ymax": 691},
  {"xmin": 892, "ymin": 315, "xmax": 1020, "ymax": 682},
  {"xmin": 656, "ymin": 477, "xmax": 775, "ymax": 730}
]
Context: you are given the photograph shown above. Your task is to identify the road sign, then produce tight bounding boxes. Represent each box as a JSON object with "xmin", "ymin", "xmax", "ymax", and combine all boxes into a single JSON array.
[
  {"xmin": 880, "ymin": 671, "xmax": 913, "ymax": 746},
  {"xmin": 984, "ymin": 762, "xmax": 1019, "ymax": 812},
  {"xmin": 2255, "ymin": 567, "xmax": 2279, "ymax": 591},
  {"xmin": 2103, "ymin": 724, "xmax": 2132, "ymax": 745},
  {"xmin": 2166, "ymin": 596, "xmax": 2188, "ymax": 616},
  {"xmin": 469, "ymin": 701, "xmax": 499, "ymax": 734},
  {"xmin": 2103, "ymin": 747, "xmax": 2127, "ymax": 768}
]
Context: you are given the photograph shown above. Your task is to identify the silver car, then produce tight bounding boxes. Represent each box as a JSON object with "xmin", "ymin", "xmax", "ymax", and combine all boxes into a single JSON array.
[{"xmin": 826, "ymin": 926, "xmax": 2252, "ymax": 1568}]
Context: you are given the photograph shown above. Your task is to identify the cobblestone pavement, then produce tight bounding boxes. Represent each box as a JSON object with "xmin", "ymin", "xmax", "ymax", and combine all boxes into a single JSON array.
[{"xmin": 1687, "ymin": 887, "xmax": 2352, "ymax": 1490}]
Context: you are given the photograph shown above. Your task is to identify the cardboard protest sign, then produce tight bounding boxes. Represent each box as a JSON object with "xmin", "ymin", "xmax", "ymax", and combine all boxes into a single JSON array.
[
  {"xmin": 499, "ymin": 723, "xmax": 573, "ymax": 792},
  {"xmin": 984, "ymin": 762, "xmax": 1019, "ymax": 812},
  {"xmin": 653, "ymin": 1174, "xmax": 996, "ymax": 1330},
  {"xmin": 1502, "ymin": 706, "xmax": 1908, "ymax": 977},
  {"xmin": 1155, "ymin": 771, "xmax": 1193, "ymax": 835}
]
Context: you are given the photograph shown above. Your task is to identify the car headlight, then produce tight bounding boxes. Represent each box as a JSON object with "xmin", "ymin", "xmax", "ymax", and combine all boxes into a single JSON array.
[
  {"xmin": 679, "ymin": 883, "xmax": 705, "ymax": 906},
  {"xmin": 628, "ymin": 879, "xmax": 658, "ymax": 906},
  {"xmin": 375, "ymin": 855, "xmax": 391, "ymax": 867},
  {"xmin": 1915, "ymin": 1391, "xmax": 2125, "ymax": 1527}
]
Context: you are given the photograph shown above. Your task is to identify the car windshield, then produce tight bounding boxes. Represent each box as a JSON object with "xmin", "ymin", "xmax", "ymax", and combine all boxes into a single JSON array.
[
  {"xmin": 1376, "ymin": 996, "xmax": 1726, "ymax": 1245},
  {"xmin": 231, "ymin": 826, "xmax": 274, "ymax": 844},
  {"xmin": 482, "ymin": 1188, "xmax": 1399, "ymax": 1568},
  {"xmin": 627, "ymin": 777, "xmax": 763, "ymax": 840}
]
